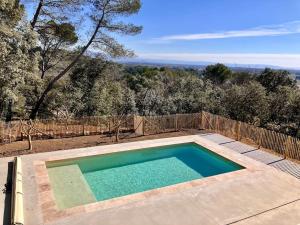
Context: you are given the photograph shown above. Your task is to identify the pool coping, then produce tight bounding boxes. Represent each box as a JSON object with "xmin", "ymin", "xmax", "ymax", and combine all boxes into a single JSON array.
[{"xmin": 33, "ymin": 135, "xmax": 269, "ymax": 223}]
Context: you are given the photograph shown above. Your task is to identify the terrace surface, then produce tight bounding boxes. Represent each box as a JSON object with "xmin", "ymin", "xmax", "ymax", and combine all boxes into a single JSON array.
[{"xmin": 1, "ymin": 134, "xmax": 300, "ymax": 225}]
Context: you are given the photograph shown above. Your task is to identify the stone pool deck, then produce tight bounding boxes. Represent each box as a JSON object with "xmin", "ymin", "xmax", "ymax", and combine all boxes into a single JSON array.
[{"xmin": 1, "ymin": 134, "xmax": 300, "ymax": 225}]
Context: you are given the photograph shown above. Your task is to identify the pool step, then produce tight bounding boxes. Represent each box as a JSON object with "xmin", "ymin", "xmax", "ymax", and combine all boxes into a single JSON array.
[{"xmin": 48, "ymin": 165, "xmax": 96, "ymax": 209}]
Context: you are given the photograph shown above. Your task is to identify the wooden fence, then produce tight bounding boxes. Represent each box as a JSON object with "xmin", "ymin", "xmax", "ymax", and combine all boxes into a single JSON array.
[
  {"xmin": 135, "ymin": 113, "xmax": 201, "ymax": 135},
  {"xmin": 1, "ymin": 112, "xmax": 300, "ymax": 161},
  {"xmin": 0, "ymin": 116, "xmax": 134, "ymax": 144},
  {"xmin": 201, "ymin": 111, "xmax": 300, "ymax": 161},
  {"xmin": 135, "ymin": 112, "xmax": 300, "ymax": 161}
]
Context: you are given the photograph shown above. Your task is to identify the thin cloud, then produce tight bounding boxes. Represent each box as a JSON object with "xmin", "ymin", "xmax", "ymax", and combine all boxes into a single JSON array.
[
  {"xmin": 137, "ymin": 53, "xmax": 300, "ymax": 69},
  {"xmin": 157, "ymin": 21, "xmax": 300, "ymax": 41}
]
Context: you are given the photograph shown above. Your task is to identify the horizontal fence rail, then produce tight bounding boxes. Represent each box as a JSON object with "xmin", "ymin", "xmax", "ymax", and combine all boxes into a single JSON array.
[{"xmin": 1, "ymin": 112, "xmax": 299, "ymax": 162}]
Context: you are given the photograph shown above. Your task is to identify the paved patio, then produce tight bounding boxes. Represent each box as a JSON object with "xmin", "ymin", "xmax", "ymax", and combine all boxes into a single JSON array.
[
  {"xmin": 200, "ymin": 133, "xmax": 300, "ymax": 179},
  {"xmin": 1, "ymin": 134, "xmax": 300, "ymax": 225}
]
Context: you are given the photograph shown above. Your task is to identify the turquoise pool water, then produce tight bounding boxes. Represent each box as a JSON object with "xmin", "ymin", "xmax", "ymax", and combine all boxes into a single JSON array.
[{"xmin": 47, "ymin": 143, "xmax": 243, "ymax": 207}]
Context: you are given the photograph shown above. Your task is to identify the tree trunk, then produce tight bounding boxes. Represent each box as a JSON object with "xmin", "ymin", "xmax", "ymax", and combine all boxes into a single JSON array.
[
  {"xmin": 41, "ymin": 68, "xmax": 46, "ymax": 79},
  {"xmin": 30, "ymin": 82, "xmax": 52, "ymax": 119},
  {"xmin": 28, "ymin": 134, "xmax": 32, "ymax": 151},
  {"xmin": 0, "ymin": 100, "xmax": 4, "ymax": 119},
  {"xmin": 29, "ymin": 14, "xmax": 105, "ymax": 119},
  {"xmin": 5, "ymin": 99, "xmax": 13, "ymax": 122},
  {"xmin": 31, "ymin": 0, "xmax": 44, "ymax": 29}
]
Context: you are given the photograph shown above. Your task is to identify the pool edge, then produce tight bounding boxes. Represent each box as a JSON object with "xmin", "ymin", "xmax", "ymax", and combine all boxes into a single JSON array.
[{"xmin": 33, "ymin": 135, "xmax": 269, "ymax": 223}]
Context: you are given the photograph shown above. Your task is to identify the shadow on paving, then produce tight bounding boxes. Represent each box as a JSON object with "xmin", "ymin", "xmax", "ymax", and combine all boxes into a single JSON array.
[
  {"xmin": 2, "ymin": 161, "xmax": 13, "ymax": 225},
  {"xmin": 199, "ymin": 133, "xmax": 300, "ymax": 180}
]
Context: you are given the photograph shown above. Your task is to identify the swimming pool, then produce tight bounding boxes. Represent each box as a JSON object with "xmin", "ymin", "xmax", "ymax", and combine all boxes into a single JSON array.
[{"xmin": 46, "ymin": 143, "xmax": 244, "ymax": 209}]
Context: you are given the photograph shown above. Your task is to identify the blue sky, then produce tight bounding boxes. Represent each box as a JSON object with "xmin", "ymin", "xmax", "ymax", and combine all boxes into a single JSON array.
[
  {"xmin": 24, "ymin": 0, "xmax": 300, "ymax": 68},
  {"xmin": 117, "ymin": 0, "xmax": 300, "ymax": 68}
]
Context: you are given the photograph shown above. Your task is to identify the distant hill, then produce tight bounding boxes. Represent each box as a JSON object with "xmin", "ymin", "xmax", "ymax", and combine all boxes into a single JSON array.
[{"xmin": 121, "ymin": 61, "xmax": 300, "ymax": 81}]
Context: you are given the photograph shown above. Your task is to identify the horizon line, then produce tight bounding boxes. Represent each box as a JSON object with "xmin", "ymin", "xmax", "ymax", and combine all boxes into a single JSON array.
[{"xmin": 132, "ymin": 53, "xmax": 300, "ymax": 70}]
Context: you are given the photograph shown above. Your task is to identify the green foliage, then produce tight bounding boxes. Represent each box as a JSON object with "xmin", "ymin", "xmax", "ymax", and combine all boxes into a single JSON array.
[
  {"xmin": 0, "ymin": 0, "xmax": 40, "ymax": 119},
  {"xmin": 65, "ymin": 58, "xmax": 136, "ymax": 117},
  {"xmin": 222, "ymin": 81, "xmax": 269, "ymax": 125},
  {"xmin": 0, "ymin": 0, "xmax": 24, "ymax": 27},
  {"xmin": 0, "ymin": 1, "xmax": 299, "ymax": 138},
  {"xmin": 30, "ymin": 0, "xmax": 82, "ymax": 28},
  {"xmin": 89, "ymin": 82, "xmax": 136, "ymax": 116},
  {"xmin": 38, "ymin": 21, "xmax": 78, "ymax": 45},
  {"xmin": 231, "ymin": 71, "xmax": 255, "ymax": 85},
  {"xmin": 27, "ymin": 0, "xmax": 142, "ymax": 119},
  {"xmin": 124, "ymin": 66, "xmax": 161, "ymax": 92},
  {"xmin": 86, "ymin": 0, "xmax": 142, "ymax": 58},
  {"xmin": 257, "ymin": 68, "xmax": 296, "ymax": 92},
  {"xmin": 37, "ymin": 21, "xmax": 79, "ymax": 79},
  {"xmin": 202, "ymin": 63, "xmax": 233, "ymax": 84},
  {"xmin": 267, "ymin": 86, "xmax": 300, "ymax": 136}
]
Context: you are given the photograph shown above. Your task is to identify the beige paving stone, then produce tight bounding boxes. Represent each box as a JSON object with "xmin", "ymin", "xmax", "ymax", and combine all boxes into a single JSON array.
[
  {"xmin": 1, "ymin": 135, "xmax": 300, "ymax": 225},
  {"xmin": 234, "ymin": 200, "xmax": 300, "ymax": 225}
]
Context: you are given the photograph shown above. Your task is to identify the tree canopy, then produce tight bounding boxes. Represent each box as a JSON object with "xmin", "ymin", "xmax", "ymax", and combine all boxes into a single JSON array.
[
  {"xmin": 257, "ymin": 68, "xmax": 296, "ymax": 92},
  {"xmin": 0, "ymin": 1, "xmax": 299, "ymax": 139},
  {"xmin": 23, "ymin": 0, "xmax": 142, "ymax": 119},
  {"xmin": 202, "ymin": 63, "xmax": 233, "ymax": 84}
]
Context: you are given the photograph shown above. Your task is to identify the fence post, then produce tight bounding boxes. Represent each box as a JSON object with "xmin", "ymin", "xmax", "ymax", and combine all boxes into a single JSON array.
[
  {"xmin": 175, "ymin": 114, "xmax": 178, "ymax": 131},
  {"xmin": 215, "ymin": 116, "xmax": 219, "ymax": 133},
  {"xmin": 284, "ymin": 136, "xmax": 291, "ymax": 159},
  {"xmin": 108, "ymin": 117, "xmax": 111, "ymax": 134},
  {"xmin": 0, "ymin": 122, "xmax": 2, "ymax": 143},
  {"xmin": 142, "ymin": 117, "xmax": 145, "ymax": 136},
  {"xmin": 258, "ymin": 129, "xmax": 263, "ymax": 149},
  {"xmin": 133, "ymin": 115, "xmax": 144, "ymax": 136},
  {"xmin": 200, "ymin": 111, "xmax": 205, "ymax": 130},
  {"xmin": 52, "ymin": 120, "xmax": 55, "ymax": 138},
  {"xmin": 82, "ymin": 119, "xmax": 85, "ymax": 136},
  {"xmin": 199, "ymin": 112, "xmax": 203, "ymax": 129},
  {"xmin": 19, "ymin": 121, "xmax": 24, "ymax": 141},
  {"xmin": 198, "ymin": 111, "xmax": 202, "ymax": 130},
  {"xmin": 236, "ymin": 121, "xmax": 241, "ymax": 141},
  {"xmin": 62, "ymin": 120, "xmax": 65, "ymax": 137},
  {"xmin": 9, "ymin": 122, "xmax": 12, "ymax": 143}
]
